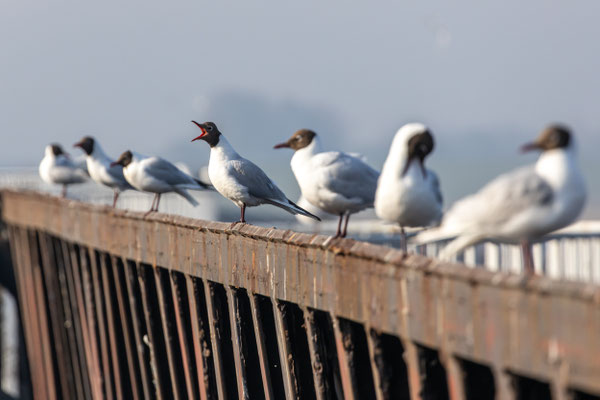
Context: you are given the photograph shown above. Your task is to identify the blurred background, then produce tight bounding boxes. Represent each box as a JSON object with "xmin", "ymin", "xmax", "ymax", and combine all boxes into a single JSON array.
[{"xmin": 2, "ymin": 0, "xmax": 600, "ymax": 217}]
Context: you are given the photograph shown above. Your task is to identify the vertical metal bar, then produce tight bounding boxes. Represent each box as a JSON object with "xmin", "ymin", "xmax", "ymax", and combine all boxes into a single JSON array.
[
  {"xmin": 441, "ymin": 353, "xmax": 466, "ymax": 400},
  {"xmin": 170, "ymin": 272, "xmax": 200, "ymax": 400},
  {"xmin": 365, "ymin": 329, "xmax": 385, "ymax": 400},
  {"xmin": 7, "ymin": 227, "xmax": 42, "ymax": 400},
  {"xmin": 77, "ymin": 244, "xmax": 104, "ymax": 399},
  {"xmin": 137, "ymin": 263, "xmax": 170, "ymax": 400},
  {"xmin": 98, "ymin": 252, "xmax": 125, "ymax": 400},
  {"xmin": 88, "ymin": 248, "xmax": 115, "ymax": 400},
  {"xmin": 302, "ymin": 307, "xmax": 327, "ymax": 400},
  {"xmin": 68, "ymin": 243, "xmax": 103, "ymax": 400},
  {"xmin": 331, "ymin": 316, "xmax": 356, "ymax": 400},
  {"xmin": 203, "ymin": 280, "xmax": 229, "ymax": 400},
  {"xmin": 110, "ymin": 256, "xmax": 142, "ymax": 400},
  {"xmin": 400, "ymin": 338, "xmax": 422, "ymax": 400},
  {"xmin": 63, "ymin": 241, "xmax": 93, "ymax": 400},
  {"xmin": 27, "ymin": 231, "xmax": 58, "ymax": 400},
  {"xmin": 272, "ymin": 300, "xmax": 299, "ymax": 400},
  {"xmin": 153, "ymin": 267, "xmax": 185, "ymax": 400},
  {"xmin": 493, "ymin": 368, "xmax": 516, "ymax": 400},
  {"xmin": 122, "ymin": 260, "xmax": 155, "ymax": 400},
  {"xmin": 53, "ymin": 237, "xmax": 87, "ymax": 400},
  {"xmin": 250, "ymin": 294, "xmax": 275, "ymax": 400},
  {"xmin": 185, "ymin": 276, "xmax": 211, "ymax": 400},
  {"xmin": 226, "ymin": 286, "xmax": 249, "ymax": 399},
  {"xmin": 37, "ymin": 232, "xmax": 76, "ymax": 399}
]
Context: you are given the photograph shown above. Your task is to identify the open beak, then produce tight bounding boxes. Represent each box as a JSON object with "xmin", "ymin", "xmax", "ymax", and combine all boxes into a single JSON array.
[
  {"xmin": 273, "ymin": 141, "xmax": 290, "ymax": 149},
  {"xmin": 520, "ymin": 141, "xmax": 540, "ymax": 153},
  {"xmin": 191, "ymin": 120, "xmax": 207, "ymax": 141}
]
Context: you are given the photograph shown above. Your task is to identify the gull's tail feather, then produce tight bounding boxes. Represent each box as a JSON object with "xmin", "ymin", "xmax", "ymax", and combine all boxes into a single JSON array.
[
  {"xmin": 194, "ymin": 178, "xmax": 213, "ymax": 190},
  {"xmin": 263, "ymin": 198, "xmax": 321, "ymax": 221},
  {"xmin": 437, "ymin": 234, "xmax": 483, "ymax": 261},
  {"xmin": 412, "ymin": 227, "xmax": 454, "ymax": 245},
  {"xmin": 174, "ymin": 188, "xmax": 199, "ymax": 206}
]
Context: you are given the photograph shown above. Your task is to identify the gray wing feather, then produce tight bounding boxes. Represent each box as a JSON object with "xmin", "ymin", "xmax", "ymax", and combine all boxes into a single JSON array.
[
  {"xmin": 316, "ymin": 152, "xmax": 379, "ymax": 203},
  {"xmin": 147, "ymin": 157, "xmax": 197, "ymax": 186},
  {"xmin": 429, "ymin": 170, "xmax": 443, "ymax": 205},
  {"xmin": 445, "ymin": 166, "xmax": 553, "ymax": 228},
  {"xmin": 229, "ymin": 159, "xmax": 287, "ymax": 201}
]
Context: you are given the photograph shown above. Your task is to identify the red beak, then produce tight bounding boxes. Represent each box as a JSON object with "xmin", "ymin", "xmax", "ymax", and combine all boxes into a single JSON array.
[
  {"xmin": 191, "ymin": 120, "xmax": 207, "ymax": 141},
  {"xmin": 73, "ymin": 142, "xmax": 82, "ymax": 148},
  {"xmin": 110, "ymin": 161, "xmax": 120, "ymax": 167},
  {"xmin": 273, "ymin": 142, "xmax": 290, "ymax": 149}
]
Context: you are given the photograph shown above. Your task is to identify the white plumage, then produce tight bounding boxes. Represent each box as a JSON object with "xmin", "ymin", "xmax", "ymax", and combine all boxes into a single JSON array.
[
  {"xmin": 74, "ymin": 136, "xmax": 133, "ymax": 207},
  {"xmin": 275, "ymin": 129, "xmax": 379, "ymax": 238},
  {"xmin": 375, "ymin": 123, "xmax": 443, "ymax": 250},
  {"xmin": 414, "ymin": 125, "xmax": 586, "ymax": 273},
  {"xmin": 39, "ymin": 144, "xmax": 87, "ymax": 197},
  {"xmin": 114, "ymin": 150, "xmax": 209, "ymax": 214},
  {"xmin": 192, "ymin": 121, "xmax": 319, "ymax": 223}
]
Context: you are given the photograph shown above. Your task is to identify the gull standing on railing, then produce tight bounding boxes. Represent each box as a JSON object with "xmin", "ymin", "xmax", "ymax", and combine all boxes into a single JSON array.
[
  {"xmin": 375, "ymin": 123, "xmax": 443, "ymax": 251},
  {"xmin": 191, "ymin": 121, "xmax": 320, "ymax": 224},
  {"xmin": 112, "ymin": 150, "xmax": 211, "ymax": 216},
  {"xmin": 39, "ymin": 144, "xmax": 88, "ymax": 198},
  {"xmin": 274, "ymin": 129, "xmax": 379, "ymax": 238},
  {"xmin": 74, "ymin": 136, "xmax": 134, "ymax": 207},
  {"xmin": 414, "ymin": 124, "xmax": 586, "ymax": 274}
]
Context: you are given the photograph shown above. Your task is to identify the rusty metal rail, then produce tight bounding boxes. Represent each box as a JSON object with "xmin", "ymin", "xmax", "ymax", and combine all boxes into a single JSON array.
[{"xmin": 2, "ymin": 190, "xmax": 600, "ymax": 399}]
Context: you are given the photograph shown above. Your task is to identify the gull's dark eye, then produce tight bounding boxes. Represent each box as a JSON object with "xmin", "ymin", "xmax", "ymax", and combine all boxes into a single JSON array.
[{"xmin": 207, "ymin": 126, "xmax": 213, "ymax": 131}]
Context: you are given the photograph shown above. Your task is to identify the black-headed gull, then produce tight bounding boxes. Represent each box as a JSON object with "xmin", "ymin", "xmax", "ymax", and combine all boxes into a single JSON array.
[
  {"xmin": 39, "ymin": 144, "xmax": 87, "ymax": 197},
  {"xmin": 375, "ymin": 123, "xmax": 443, "ymax": 251},
  {"xmin": 112, "ymin": 150, "xmax": 210, "ymax": 215},
  {"xmin": 191, "ymin": 121, "xmax": 320, "ymax": 223},
  {"xmin": 415, "ymin": 124, "xmax": 586, "ymax": 274},
  {"xmin": 274, "ymin": 129, "xmax": 379, "ymax": 238},
  {"xmin": 74, "ymin": 136, "xmax": 134, "ymax": 207}
]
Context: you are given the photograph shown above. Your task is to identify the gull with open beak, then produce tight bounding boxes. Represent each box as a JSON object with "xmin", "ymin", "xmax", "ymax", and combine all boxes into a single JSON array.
[
  {"xmin": 191, "ymin": 121, "xmax": 320, "ymax": 223},
  {"xmin": 74, "ymin": 136, "xmax": 134, "ymax": 207},
  {"xmin": 39, "ymin": 144, "xmax": 88, "ymax": 198},
  {"xmin": 274, "ymin": 129, "xmax": 379, "ymax": 238},
  {"xmin": 375, "ymin": 123, "xmax": 443, "ymax": 251},
  {"xmin": 414, "ymin": 124, "xmax": 587, "ymax": 274},
  {"xmin": 111, "ymin": 150, "xmax": 210, "ymax": 215}
]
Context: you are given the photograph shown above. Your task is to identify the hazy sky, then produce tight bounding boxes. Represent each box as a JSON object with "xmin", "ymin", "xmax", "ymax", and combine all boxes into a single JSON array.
[{"xmin": 2, "ymin": 0, "xmax": 600, "ymax": 215}]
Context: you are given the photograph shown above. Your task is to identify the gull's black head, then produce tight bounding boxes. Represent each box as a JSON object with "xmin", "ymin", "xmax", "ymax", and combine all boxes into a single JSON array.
[
  {"xmin": 522, "ymin": 124, "xmax": 572, "ymax": 153},
  {"xmin": 191, "ymin": 121, "xmax": 222, "ymax": 148},
  {"xmin": 112, "ymin": 150, "xmax": 133, "ymax": 168},
  {"xmin": 273, "ymin": 129, "xmax": 317, "ymax": 151},
  {"xmin": 402, "ymin": 125, "xmax": 435, "ymax": 177},
  {"xmin": 74, "ymin": 136, "xmax": 95, "ymax": 155},
  {"xmin": 50, "ymin": 144, "xmax": 65, "ymax": 156}
]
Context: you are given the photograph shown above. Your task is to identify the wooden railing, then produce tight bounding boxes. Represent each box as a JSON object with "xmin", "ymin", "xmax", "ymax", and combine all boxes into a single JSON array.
[{"xmin": 2, "ymin": 190, "xmax": 600, "ymax": 399}]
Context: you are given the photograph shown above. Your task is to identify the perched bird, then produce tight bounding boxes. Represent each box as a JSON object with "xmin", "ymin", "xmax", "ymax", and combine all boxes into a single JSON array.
[
  {"xmin": 112, "ymin": 150, "xmax": 210, "ymax": 215},
  {"xmin": 274, "ymin": 129, "xmax": 379, "ymax": 238},
  {"xmin": 191, "ymin": 121, "xmax": 320, "ymax": 223},
  {"xmin": 414, "ymin": 124, "xmax": 586, "ymax": 274},
  {"xmin": 74, "ymin": 136, "xmax": 134, "ymax": 207},
  {"xmin": 375, "ymin": 123, "xmax": 443, "ymax": 251},
  {"xmin": 39, "ymin": 144, "xmax": 87, "ymax": 198}
]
